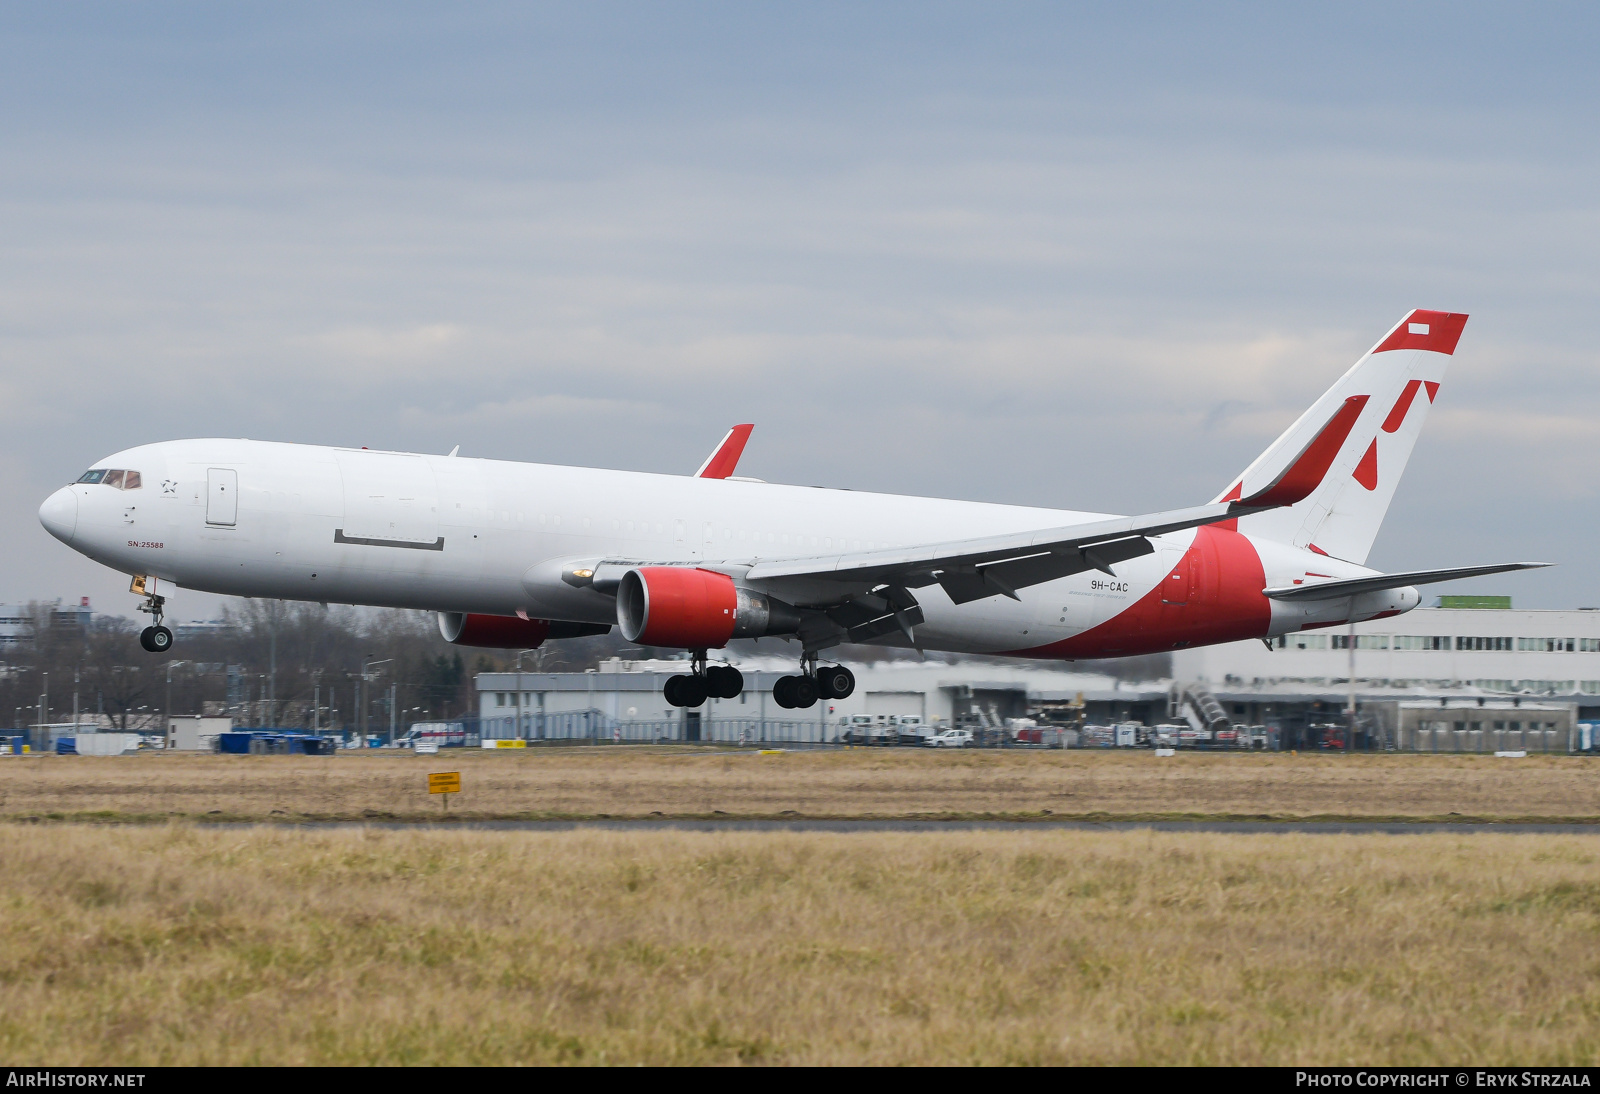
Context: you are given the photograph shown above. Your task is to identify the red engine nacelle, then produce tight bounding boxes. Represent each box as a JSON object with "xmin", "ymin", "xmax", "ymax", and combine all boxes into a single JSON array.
[
  {"xmin": 616, "ymin": 567, "xmax": 800, "ymax": 649},
  {"xmin": 437, "ymin": 613, "xmax": 614, "ymax": 648},
  {"xmin": 437, "ymin": 613, "xmax": 553, "ymax": 648}
]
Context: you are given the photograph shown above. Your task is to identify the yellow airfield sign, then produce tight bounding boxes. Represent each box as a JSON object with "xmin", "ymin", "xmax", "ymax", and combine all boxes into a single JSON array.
[{"xmin": 428, "ymin": 772, "xmax": 461, "ymax": 795}]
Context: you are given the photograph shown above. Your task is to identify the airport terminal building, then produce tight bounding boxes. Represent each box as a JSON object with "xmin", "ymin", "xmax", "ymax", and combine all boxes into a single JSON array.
[{"xmin": 473, "ymin": 602, "xmax": 1600, "ymax": 752}]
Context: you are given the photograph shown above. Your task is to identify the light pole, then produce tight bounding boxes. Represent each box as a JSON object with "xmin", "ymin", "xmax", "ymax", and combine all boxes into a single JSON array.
[
  {"xmin": 311, "ymin": 670, "xmax": 322, "ymax": 735},
  {"xmin": 360, "ymin": 658, "xmax": 394, "ymax": 747},
  {"xmin": 165, "ymin": 661, "xmax": 189, "ymax": 741},
  {"xmin": 1346, "ymin": 621, "xmax": 1357, "ymax": 751},
  {"xmin": 512, "ymin": 649, "xmax": 539, "ymax": 739},
  {"xmin": 267, "ymin": 600, "xmax": 279, "ymax": 725}
]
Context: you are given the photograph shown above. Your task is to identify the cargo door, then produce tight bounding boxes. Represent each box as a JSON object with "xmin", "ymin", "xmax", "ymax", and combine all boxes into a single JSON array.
[
  {"xmin": 334, "ymin": 451, "xmax": 442, "ymax": 549},
  {"xmin": 206, "ymin": 468, "xmax": 238, "ymax": 526}
]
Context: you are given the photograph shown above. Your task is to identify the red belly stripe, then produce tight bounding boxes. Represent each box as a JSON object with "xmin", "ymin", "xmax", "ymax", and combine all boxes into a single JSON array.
[{"xmin": 1008, "ymin": 526, "xmax": 1271, "ymax": 659}]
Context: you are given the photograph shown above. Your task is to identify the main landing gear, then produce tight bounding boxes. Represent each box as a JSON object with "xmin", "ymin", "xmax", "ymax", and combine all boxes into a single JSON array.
[
  {"xmin": 660, "ymin": 652, "xmax": 856, "ymax": 710},
  {"xmin": 664, "ymin": 651, "xmax": 744, "ymax": 708},
  {"xmin": 137, "ymin": 591, "xmax": 173, "ymax": 653},
  {"xmin": 772, "ymin": 654, "xmax": 855, "ymax": 710}
]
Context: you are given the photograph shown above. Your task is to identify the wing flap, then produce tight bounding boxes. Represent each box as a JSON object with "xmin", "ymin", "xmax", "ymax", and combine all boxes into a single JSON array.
[{"xmin": 937, "ymin": 535, "xmax": 1156, "ymax": 605}]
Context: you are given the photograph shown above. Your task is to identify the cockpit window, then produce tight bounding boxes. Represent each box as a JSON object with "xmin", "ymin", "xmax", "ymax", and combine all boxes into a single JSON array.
[{"xmin": 75, "ymin": 469, "xmax": 141, "ymax": 489}]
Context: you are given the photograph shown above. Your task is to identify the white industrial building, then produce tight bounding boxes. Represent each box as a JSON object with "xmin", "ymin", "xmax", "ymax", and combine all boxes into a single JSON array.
[
  {"xmin": 1173, "ymin": 606, "xmax": 1600, "ymax": 698},
  {"xmin": 472, "ymin": 603, "xmax": 1600, "ymax": 751}
]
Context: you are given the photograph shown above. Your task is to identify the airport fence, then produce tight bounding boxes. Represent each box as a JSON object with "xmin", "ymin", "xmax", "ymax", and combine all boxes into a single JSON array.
[{"xmin": 476, "ymin": 711, "xmax": 838, "ymax": 746}]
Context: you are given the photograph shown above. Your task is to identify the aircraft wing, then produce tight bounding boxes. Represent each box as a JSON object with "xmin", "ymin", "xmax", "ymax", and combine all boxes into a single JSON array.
[
  {"xmin": 741, "ymin": 500, "xmax": 1271, "ymax": 606},
  {"xmin": 1262, "ymin": 562, "xmax": 1550, "ymax": 602}
]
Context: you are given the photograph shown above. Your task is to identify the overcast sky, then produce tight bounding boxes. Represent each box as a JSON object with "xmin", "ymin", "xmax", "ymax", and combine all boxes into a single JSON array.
[{"xmin": 3, "ymin": 3, "xmax": 1597, "ymax": 619}]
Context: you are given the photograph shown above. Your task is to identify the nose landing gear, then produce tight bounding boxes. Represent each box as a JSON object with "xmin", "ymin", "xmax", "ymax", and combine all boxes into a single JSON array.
[
  {"xmin": 135, "ymin": 589, "xmax": 173, "ymax": 653},
  {"xmin": 663, "ymin": 652, "xmax": 744, "ymax": 708},
  {"xmin": 773, "ymin": 654, "xmax": 854, "ymax": 710}
]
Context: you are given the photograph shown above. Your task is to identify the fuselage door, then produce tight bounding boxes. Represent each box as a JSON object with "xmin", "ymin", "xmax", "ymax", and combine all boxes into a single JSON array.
[
  {"xmin": 335, "ymin": 451, "xmax": 441, "ymax": 547},
  {"xmin": 1160, "ymin": 547, "xmax": 1191, "ymax": 606},
  {"xmin": 206, "ymin": 468, "xmax": 238, "ymax": 527}
]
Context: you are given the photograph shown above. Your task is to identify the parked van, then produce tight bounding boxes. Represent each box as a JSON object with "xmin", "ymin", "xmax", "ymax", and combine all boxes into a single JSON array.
[{"xmin": 399, "ymin": 722, "xmax": 469, "ymax": 748}]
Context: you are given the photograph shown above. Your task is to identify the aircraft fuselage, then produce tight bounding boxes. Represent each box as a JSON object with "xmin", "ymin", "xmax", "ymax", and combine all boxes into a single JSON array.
[{"xmin": 38, "ymin": 438, "xmax": 1415, "ymax": 658}]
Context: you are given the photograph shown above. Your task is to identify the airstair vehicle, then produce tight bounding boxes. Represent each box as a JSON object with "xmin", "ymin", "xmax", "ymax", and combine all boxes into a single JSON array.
[{"xmin": 1169, "ymin": 682, "xmax": 1231, "ymax": 744}]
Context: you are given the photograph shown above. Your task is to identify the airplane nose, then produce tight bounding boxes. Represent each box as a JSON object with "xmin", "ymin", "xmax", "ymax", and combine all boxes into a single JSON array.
[{"xmin": 39, "ymin": 486, "xmax": 78, "ymax": 544}]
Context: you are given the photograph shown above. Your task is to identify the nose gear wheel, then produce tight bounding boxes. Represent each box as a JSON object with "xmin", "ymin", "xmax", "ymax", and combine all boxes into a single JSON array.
[{"xmin": 136, "ymin": 592, "xmax": 172, "ymax": 653}]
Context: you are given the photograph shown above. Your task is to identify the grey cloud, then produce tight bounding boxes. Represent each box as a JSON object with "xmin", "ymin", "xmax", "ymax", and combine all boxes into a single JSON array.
[{"xmin": 3, "ymin": 3, "xmax": 1597, "ymax": 618}]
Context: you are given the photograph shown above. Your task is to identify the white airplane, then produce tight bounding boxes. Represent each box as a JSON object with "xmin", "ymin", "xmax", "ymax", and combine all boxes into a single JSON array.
[{"xmin": 38, "ymin": 309, "xmax": 1542, "ymax": 710}]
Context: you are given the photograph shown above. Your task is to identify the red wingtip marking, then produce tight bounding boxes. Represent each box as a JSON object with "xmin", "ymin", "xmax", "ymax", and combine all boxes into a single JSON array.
[
  {"xmin": 696, "ymin": 423, "xmax": 754, "ymax": 479},
  {"xmin": 1352, "ymin": 439, "xmax": 1379, "ymax": 491},
  {"xmin": 1308, "ymin": 543, "xmax": 1329, "ymax": 556},
  {"xmin": 1381, "ymin": 379, "xmax": 1423, "ymax": 433},
  {"xmin": 1239, "ymin": 395, "xmax": 1369, "ymax": 508},
  {"xmin": 1372, "ymin": 310, "xmax": 1469, "ymax": 355},
  {"xmin": 1216, "ymin": 482, "xmax": 1242, "ymax": 531},
  {"xmin": 1423, "ymin": 381, "xmax": 1440, "ymax": 402}
]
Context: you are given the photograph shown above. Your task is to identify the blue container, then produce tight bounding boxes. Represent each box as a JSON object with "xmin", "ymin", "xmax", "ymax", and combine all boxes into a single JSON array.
[
  {"xmin": 55, "ymin": 737, "xmax": 77, "ymax": 755},
  {"xmin": 218, "ymin": 732, "xmax": 254, "ymax": 754}
]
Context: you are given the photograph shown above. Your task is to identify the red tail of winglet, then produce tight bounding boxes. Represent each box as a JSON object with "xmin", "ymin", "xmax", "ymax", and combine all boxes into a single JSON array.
[
  {"xmin": 1236, "ymin": 395, "xmax": 1369, "ymax": 508},
  {"xmin": 694, "ymin": 424, "xmax": 754, "ymax": 479}
]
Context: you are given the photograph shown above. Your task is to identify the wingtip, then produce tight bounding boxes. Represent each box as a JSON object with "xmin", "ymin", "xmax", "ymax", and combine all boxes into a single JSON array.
[{"xmin": 695, "ymin": 423, "xmax": 756, "ymax": 479}]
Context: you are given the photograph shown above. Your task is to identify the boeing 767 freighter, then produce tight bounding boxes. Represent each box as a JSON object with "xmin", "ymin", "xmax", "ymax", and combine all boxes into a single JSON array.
[{"xmin": 38, "ymin": 310, "xmax": 1542, "ymax": 709}]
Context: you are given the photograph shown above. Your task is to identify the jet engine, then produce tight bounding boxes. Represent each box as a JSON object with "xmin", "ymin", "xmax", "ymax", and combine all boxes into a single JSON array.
[
  {"xmin": 616, "ymin": 567, "xmax": 801, "ymax": 649},
  {"xmin": 437, "ymin": 612, "xmax": 611, "ymax": 648}
]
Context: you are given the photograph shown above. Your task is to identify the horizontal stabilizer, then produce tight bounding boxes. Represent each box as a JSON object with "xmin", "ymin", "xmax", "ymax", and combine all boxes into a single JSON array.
[{"xmin": 1263, "ymin": 563, "xmax": 1549, "ymax": 602}]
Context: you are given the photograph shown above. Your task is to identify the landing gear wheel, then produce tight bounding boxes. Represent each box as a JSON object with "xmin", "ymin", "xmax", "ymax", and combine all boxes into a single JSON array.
[
  {"xmin": 772, "ymin": 675, "xmax": 797, "ymax": 709},
  {"xmin": 705, "ymin": 665, "xmax": 744, "ymax": 699},
  {"xmin": 140, "ymin": 626, "xmax": 173, "ymax": 653},
  {"xmin": 789, "ymin": 675, "xmax": 818, "ymax": 709},
  {"xmin": 665, "ymin": 674, "xmax": 707, "ymax": 708},
  {"xmin": 677, "ymin": 674, "xmax": 708, "ymax": 708},
  {"xmin": 664, "ymin": 674, "xmax": 688, "ymax": 707},
  {"xmin": 815, "ymin": 665, "xmax": 854, "ymax": 700}
]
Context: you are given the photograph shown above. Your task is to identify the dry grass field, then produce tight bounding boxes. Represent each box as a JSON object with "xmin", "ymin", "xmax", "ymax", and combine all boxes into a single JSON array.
[
  {"xmin": 1, "ymin": 824, "xmax": 1597, "ymax": 1065},
  {"xmin": 0, "ymin": 747, "xmax": 1597, "ymax": 822}
]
